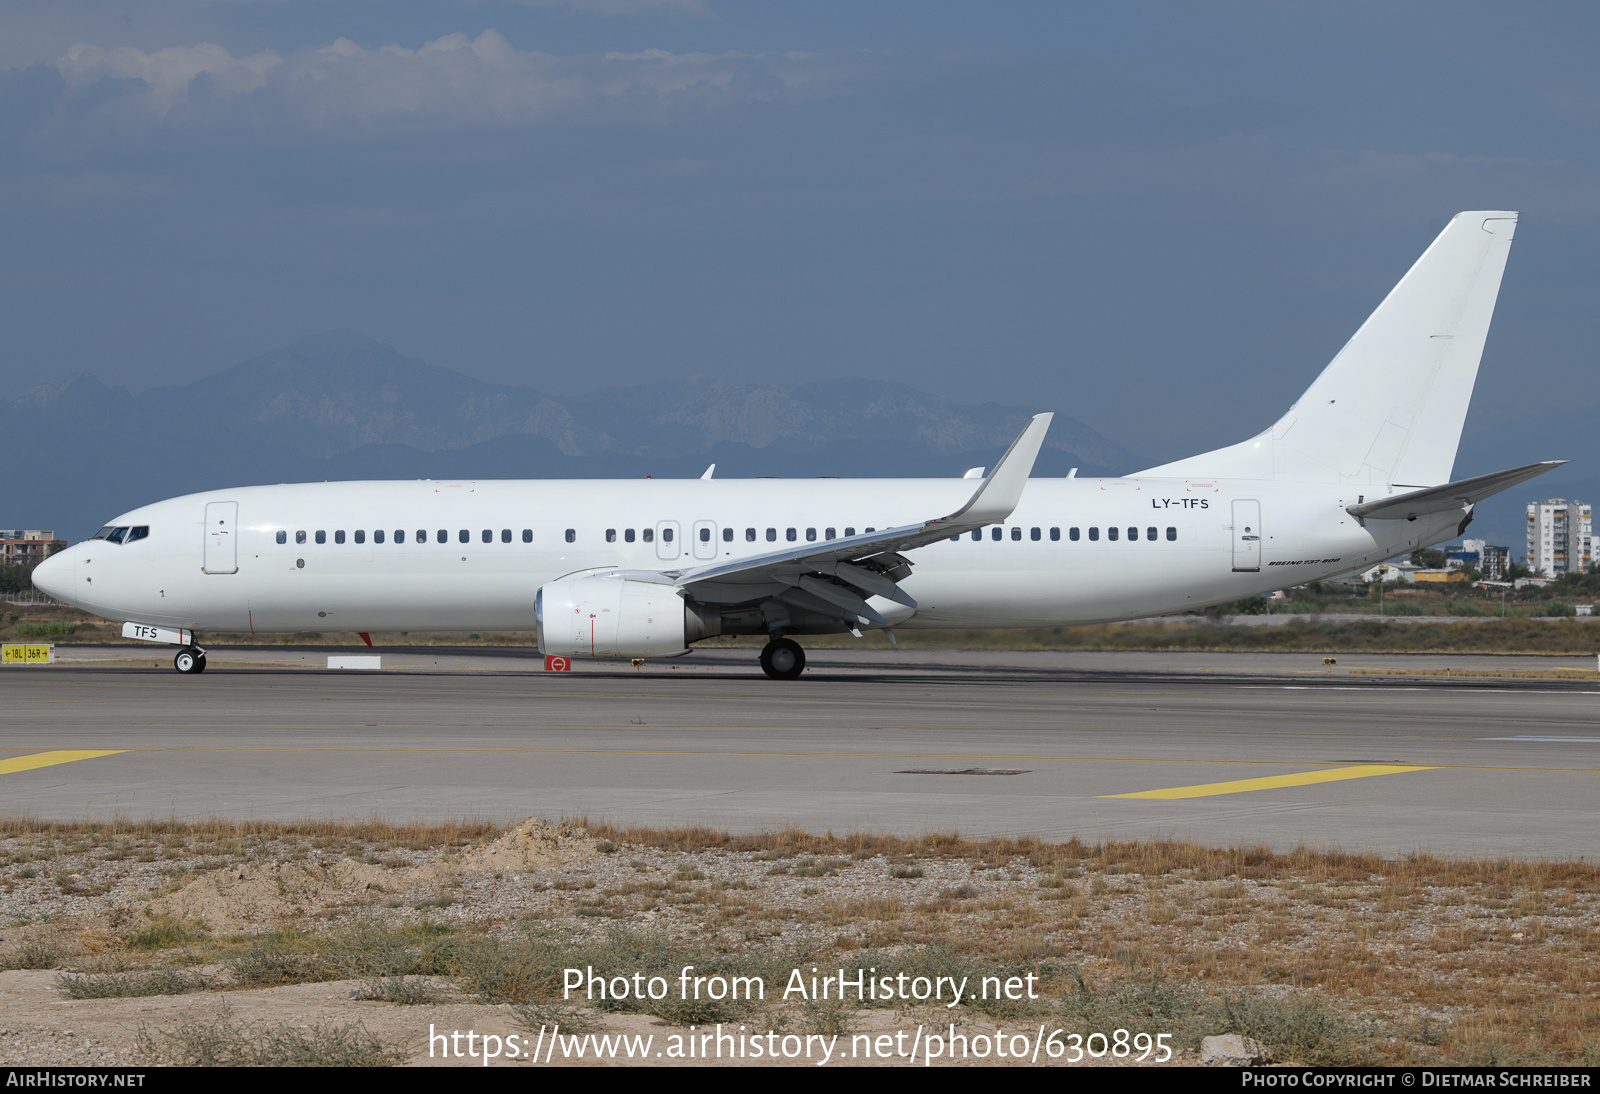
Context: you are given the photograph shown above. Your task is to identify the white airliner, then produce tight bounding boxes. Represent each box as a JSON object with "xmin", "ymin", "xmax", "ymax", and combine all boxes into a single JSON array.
[{"xmin": 33, "ymin": 211, "xmax": 1558, "ymax": 678}]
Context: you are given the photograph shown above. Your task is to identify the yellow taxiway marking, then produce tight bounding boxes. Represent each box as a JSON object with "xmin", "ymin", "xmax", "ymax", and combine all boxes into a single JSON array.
[
  {"xmin": 0, "ymin": 749, "xmax": 127, "ymax": 776},
  {"xmin": 1103, "ymin": 763, "xmax": 1438, "ymax": 800}
]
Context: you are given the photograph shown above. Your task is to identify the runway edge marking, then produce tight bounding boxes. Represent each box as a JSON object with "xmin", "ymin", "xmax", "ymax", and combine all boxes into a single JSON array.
[{"xmin": 1101, "ymin": 763, "xmax": 1439, "ymax": 800}]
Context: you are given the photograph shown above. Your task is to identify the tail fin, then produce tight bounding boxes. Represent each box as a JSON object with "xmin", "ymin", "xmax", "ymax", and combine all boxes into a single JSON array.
[{"xmin": 1140, "ymin": 211, "xmax": 1517, "ymax": 486}]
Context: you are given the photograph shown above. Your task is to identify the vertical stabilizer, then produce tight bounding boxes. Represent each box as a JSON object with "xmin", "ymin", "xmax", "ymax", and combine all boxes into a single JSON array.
[{"xmin": 1140, "ymin": 212, "xmax": 1517, "ymax": 486}]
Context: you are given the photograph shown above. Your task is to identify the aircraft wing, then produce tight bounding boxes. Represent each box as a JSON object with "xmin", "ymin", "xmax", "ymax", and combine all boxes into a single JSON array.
[
  {"xmin": 1346, "ymin": 460, "xmax": 1566, "ymax": 521},
  {"xmin": 662, "ymin": 413, "xmax": 1053, "ymax": 625}
]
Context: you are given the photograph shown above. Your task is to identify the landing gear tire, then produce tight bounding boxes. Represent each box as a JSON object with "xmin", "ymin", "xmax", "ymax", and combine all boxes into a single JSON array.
[
  {"xmin": 174, "ymin": 647, "xmax": 205, "ymax": 674},
  {"xmin": 759, "ymin": 638, "xmax": 805, "ymax": 680}
]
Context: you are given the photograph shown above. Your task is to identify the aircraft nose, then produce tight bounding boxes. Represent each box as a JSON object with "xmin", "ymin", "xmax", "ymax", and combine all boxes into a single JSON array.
[{"xmin": 30, "ymin": 549, "xmax": 73, "ymax": 601}]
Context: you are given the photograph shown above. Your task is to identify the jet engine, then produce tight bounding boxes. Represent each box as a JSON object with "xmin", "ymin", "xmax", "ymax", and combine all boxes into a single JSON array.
[{"xmin": 535, "ymin": 571, "xmax": 720, "ymax": 659}]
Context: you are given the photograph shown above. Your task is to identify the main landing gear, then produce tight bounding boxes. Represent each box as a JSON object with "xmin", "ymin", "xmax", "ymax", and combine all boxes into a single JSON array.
[
  {"xmin": 173, "ymin": 646, "xmax": 208, "ymax": 674},
  {"xmin": 759, "ymin": 637, "xmax": 805, "ymax": 680}
]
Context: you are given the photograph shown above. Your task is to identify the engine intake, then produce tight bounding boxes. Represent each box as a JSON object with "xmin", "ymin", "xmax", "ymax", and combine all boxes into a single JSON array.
[{"xmin": 535, "ymin": 572, "xmax": 719, "ymax": 659}]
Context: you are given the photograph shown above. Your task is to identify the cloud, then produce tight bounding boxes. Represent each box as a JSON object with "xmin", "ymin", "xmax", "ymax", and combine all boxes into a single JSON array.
[
  {"xmin": 494, "ymin": 0, "xmax": 713, "ymax": 15},
  {"xmin": 42, "ymin": 30, "xmax": 861, "ymax": 140},
  {"xmin": 58, "ymin": 41, "xmax": 280, "ymax": 115}
]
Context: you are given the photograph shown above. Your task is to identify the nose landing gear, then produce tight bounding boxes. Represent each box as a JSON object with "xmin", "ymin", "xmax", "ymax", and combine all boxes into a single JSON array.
[
  {"xmin": 174, "ymin": 646, "xmax": 208, "ymax": 674},
  {"xmin": 759, "ymin": 637, "xmax": 805, "ymax": 680}
]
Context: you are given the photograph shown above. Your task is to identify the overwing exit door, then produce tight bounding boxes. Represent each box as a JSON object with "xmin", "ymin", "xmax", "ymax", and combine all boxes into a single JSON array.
[
  {"xmin": 692, "ymin": 520, "xmax": 718, "ymax": 560},
  {"xmin": 1231, "ymin": 499, "xmax": 1261, "ymax": 572}
]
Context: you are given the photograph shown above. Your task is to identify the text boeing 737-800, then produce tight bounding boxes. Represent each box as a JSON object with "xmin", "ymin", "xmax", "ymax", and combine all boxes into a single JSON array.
[{"xmin": 33, "ymin": 212, "xmax": 1560, "ymax": 679}]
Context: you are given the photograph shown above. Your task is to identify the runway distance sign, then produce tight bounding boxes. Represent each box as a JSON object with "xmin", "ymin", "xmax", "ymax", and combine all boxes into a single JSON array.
[{"xmin": 2, "ymin": 644, "xmax": 53, "ymax": 665}]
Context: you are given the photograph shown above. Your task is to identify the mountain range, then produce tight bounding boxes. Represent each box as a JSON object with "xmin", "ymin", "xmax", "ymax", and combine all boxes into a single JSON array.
[{"xmin": 6, "ymin": 331, "xmax": 1140, "ymax": 539}]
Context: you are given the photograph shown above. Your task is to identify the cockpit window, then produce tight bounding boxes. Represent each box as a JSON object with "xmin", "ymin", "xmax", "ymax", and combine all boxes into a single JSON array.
[{"xmin": 91, "ymin": 524, "xmax": 148, "ymax": 544}]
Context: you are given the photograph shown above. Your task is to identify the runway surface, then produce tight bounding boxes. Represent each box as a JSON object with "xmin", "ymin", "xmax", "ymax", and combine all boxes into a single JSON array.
[{"xmin": 4, "ymin": 646, "xmax": 1600, "ymax": 858}]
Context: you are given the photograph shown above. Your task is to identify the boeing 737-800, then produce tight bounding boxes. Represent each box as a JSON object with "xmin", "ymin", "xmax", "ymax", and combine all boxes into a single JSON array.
[{"xmin": 32, "ymin": 211, "xmax": 1559, "ymax": 678}]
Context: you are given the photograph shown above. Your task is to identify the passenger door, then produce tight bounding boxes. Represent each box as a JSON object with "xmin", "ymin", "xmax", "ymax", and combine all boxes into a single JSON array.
[
  {"xmin": 203, "ymin": 501, "xmax": 238, "ymax": 574},
  {"xmin": 1231, "ymin": 499, "xmax": 1261, "ymax": 573}
]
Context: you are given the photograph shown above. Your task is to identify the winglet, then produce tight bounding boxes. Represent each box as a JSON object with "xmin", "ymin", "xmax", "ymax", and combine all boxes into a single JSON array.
[
  {"xmin": 701, "ymin": 464, "xmax": 716, "ymax": 480},
  {"xmin": 939, "ymin": 413, "xmax": 1053, "ymax": 526}
]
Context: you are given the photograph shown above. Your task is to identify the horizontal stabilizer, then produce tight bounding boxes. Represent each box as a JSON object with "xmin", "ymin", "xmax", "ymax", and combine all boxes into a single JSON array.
[{"xmin": 1347, "ymin": 460, "xmax": 1565, "ymax": 521}]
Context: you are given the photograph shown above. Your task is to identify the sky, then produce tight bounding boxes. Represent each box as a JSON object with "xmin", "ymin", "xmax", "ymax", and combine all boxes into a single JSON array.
[{"xmin": 3, "ymin": 0, "xmax": 1597, "ymax": 545}]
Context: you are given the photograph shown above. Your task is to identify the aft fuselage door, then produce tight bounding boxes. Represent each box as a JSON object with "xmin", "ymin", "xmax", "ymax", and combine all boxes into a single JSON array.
[
  {"xmin": 203, "ymin": 501, "xmax": 239, "ymax": 574},
  {"xmin": 1231, "ymin": 498, "xmax": 1261, "ymax": 573},
  {"xmin": 656, "ymin": 520, "xmax": 681, "ymax": 561},
  {"xmin": 692, "ymin": 520, "xmax": 718, "ymax": 560}
]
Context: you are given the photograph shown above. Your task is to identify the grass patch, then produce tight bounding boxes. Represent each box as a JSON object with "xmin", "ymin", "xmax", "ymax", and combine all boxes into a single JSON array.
[
  {"xmin": 135, "ymin": 1006, "xmax": 406, "ymax": 1066},
  {"xmin": 126, "ymin": 916, "xmax": 209, "ymax": 951},
  {"xmin": 56, "ymin": 969, "xmax": 210, "ymax": 999}
]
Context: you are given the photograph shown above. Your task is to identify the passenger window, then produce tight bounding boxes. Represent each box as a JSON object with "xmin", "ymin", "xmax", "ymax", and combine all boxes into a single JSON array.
[
  {"xmin": 971, "ymin": 530, "xmax": 982, "ymax": 541},
  {"xmin": 786, "ymin": 528, "xmax": 797, "ymax": 542},
  {"xmin": 825, "ymin": 528, "xmax": 836, "ymax": 540},
  {"xmin": 374, "ymin": 530, "xmax": 384, "ymax": 544},
  {"xmin": 663, "ymin": 528, "xmax": 674, "ymax": 543},
  {"xmin": 437, "ymin": 530, "xmax": 447, "ymax": 543},
  {"xmin": 767, "ymin": 528, "xmax": 777, "ymax": 542},
  {"xmin": 644, "ymin": 528, "xmax": 654, "ymax": 542},
  {"xmin": 276, "ymin": 530, "xmax": 287, "ymax": 545},
  {"xmin": 481, "ymin": 529, "xmax": 492, "ymax": 543},
  {"xmin": 607, "ymin": 529, "xmax": 617, "ymax": 543},
  {"xmin": 991, "ymin": 528, "xmax": 1002, "ymax": 541},
  {"xmin": 700, "ymin": 527, "xmax": 711, "ymax": 542},
  {"xmin": 297, "ymin": 530, "xmax": 307, "ymax": 545},
  {"xmin": 625, "ymin": 529, "xmax": 636, "ymax": 543},
  {"xmin": 418, "ymin": 530, "xmax": 427, "ymax": 544},
  {"xmin": 316, "ymin": 530, "xmax": 327, "ymax": 544},
  {"xmin": 1167, "ymin": 526, "xmax": 1177, "ymax": 541},
  {"xmin": 806, "ymin": 528, "xmax": 817, "ymax": 542},
  {"xmin": 865, "ymin": 527, "xmax": 875, "ymax": 533},
  {"xmin": 1088, "ymin": 527, "xmax": 1098, "ymax": 541},
  {"xmin": 335, "ymin": 530, "xmax": 346, "ymax": 544},
  {"xmin": 565, "ymin": 529, "xmax": 576, "ymax": 543},
  {"xmin": 502, "ymin": 529, "xmax": 511, "ymax": 543},
  {"xmin": 845, "ymin": 527, "xmax": 855, "ymax": 537},
  {"xmin": 723, "ymin": 528, "xmax": 733, "ymax": 542},
  {"xmin": 459, "ymin": 529, "xmax": 469, "ymax": 544},
  {"xmin": 1011, "ymin": 527, "xmax": 1022, "ymax": 541},
  {"xmin": 1108, "ymin": 527, "xmax": 1119, "ymax": 541},
  {"xmin": 1128, "ymin": 526, "xmax": 1138, "ymax": 540},
  {"xmin": 746, "ymin": 528, "xmax": 756, "ymax": 542},
  {"xmin": 1147, "ymin": 526, "xmax": 1157, "ymax": 541},
  {"xmin": 1030, "ymin": 527, "xmax": 1040, "ymax": 541},
  {"xmin": 1051, "ymin": 527, "xmax": 1061, "ymax": 541},
  {"xmin": 522, "ymin": 529, "xmax": 532, "ymax": 543},
  {"xmin": 354, "ymin": 530, "xmax": 365, "ymax": 544}
]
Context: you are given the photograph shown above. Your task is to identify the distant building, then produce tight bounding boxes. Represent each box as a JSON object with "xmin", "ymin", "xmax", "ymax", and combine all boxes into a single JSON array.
[
  {"xmin": 1454, "ymin": 538, "xmax": 1511, "ymax": 580},
  {"xmin": 1, "ymin": 529, "xmax": 67, "ymax": 565},
  {"xmin": 0, "ymin": 530, "xmax": 65, "ymax": 566},
  {"xmin": 1527, "ymin": 499, "xmax": 1591, "ymax": 579}
]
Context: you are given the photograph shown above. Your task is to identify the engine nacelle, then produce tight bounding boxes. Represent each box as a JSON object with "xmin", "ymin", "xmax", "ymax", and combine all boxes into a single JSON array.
[{"xmin": 535, "ymin": 571, "xmax": 719, "ymax": 659}]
